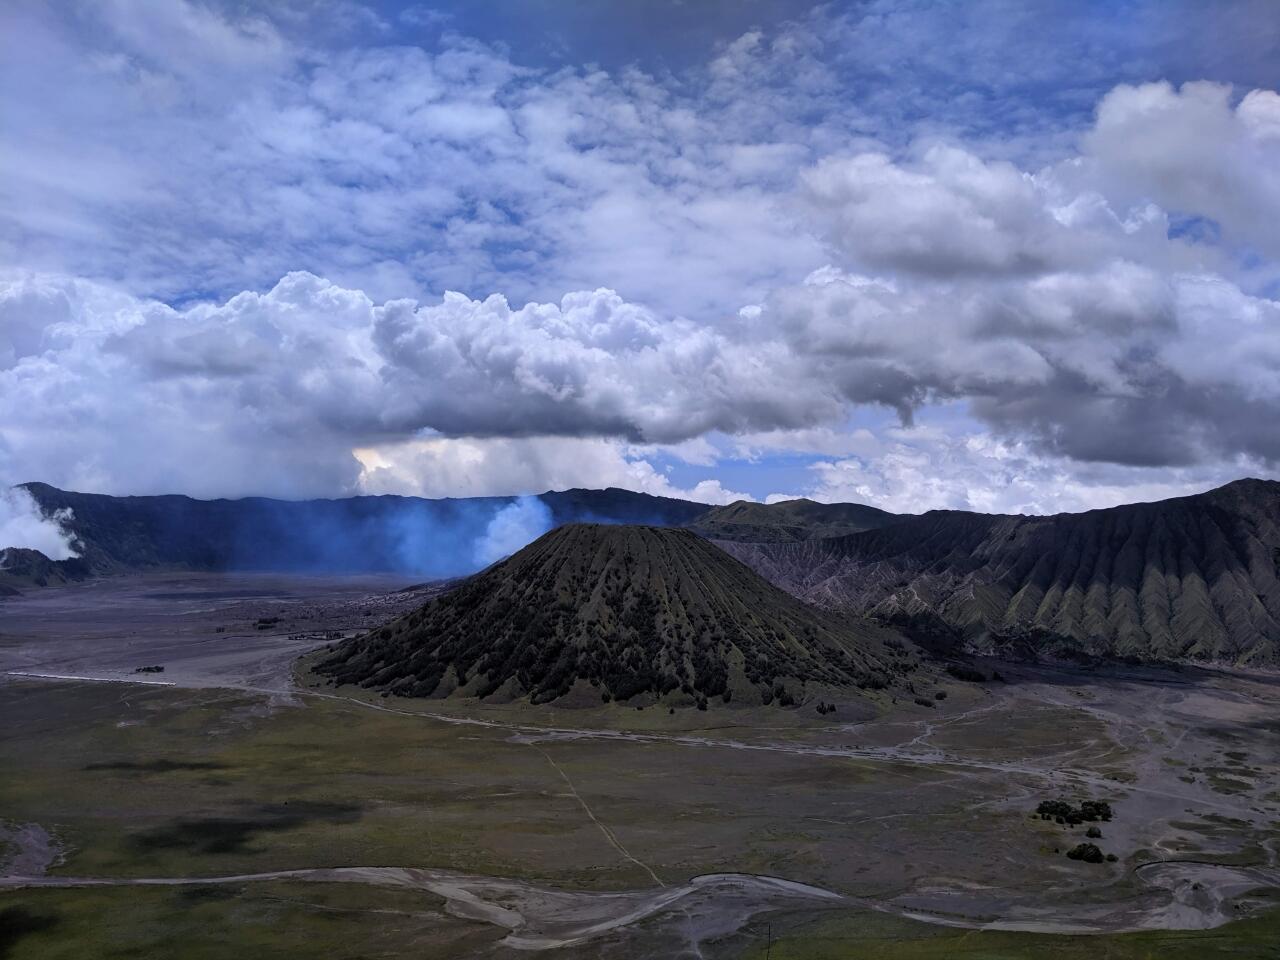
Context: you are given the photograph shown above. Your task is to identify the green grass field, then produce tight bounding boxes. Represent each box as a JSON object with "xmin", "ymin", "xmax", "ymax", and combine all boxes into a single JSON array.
[
  {"xmin": 2, "ymin": 678, "xmax": 1276, "ymax": 958},
  {"xmin": 731, "ymin": 903, "xmax": 1280, "ymax": 960}
]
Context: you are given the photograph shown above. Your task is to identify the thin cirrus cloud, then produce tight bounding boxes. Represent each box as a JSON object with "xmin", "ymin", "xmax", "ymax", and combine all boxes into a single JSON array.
[{"xmin": 0, "ymin": 0, "xmax": 1278, "ymax": 517}]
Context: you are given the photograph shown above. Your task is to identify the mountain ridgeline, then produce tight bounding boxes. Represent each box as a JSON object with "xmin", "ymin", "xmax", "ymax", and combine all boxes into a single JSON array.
[
  {"xmin": 685, "ymin": 498, "xmax": 898, "ymax": 543},
  {"xmin": 719, "ymin": 479, "xmax": 1280, "ymax": 664},
  {"xmin": 14, "ymin": 483, "xmax": 708, "ymax": 579},
  {"xmin": 313, "ymin": 524, "xmax": 916, "ymax": 707},
  {"xmin": 12, "ymin": 478, "xmax": 1280, "ymax": 666}
]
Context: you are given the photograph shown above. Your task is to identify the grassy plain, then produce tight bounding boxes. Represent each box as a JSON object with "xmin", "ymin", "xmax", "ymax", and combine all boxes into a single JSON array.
[{"xmin": 1, "ymin": 647, "xmax": 1277, "ymax": 957}]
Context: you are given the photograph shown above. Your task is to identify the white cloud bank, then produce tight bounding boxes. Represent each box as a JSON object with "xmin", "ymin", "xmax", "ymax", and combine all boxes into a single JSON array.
[{"xmin": 1, "ymin": 0, "xmax": 1279, "ymax": 514}]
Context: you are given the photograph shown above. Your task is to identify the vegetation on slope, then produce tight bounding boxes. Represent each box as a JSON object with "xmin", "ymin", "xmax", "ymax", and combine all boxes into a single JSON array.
[
  {"xmin": 314, "ymin": 524, "xmax": 916, "ymax": 706},
  {"xmin": 719, "ymin": 479, "xmax": 1280, "ymax": 663}
]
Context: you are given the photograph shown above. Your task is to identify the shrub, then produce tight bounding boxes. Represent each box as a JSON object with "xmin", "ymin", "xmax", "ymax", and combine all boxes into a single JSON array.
[
  {"xmin": 945, "ymin": 663, "xmax": 986, "ymax": 683},
  {"xmin": 1036, "ymin": 798, "xmax": 1114, "ymax": 826},
  {"xmin": 1066, "ymin": 843, "xmax": 1105, "ymax": 864},
  {"xmin": 1080, "ymin": 800, "xmax": 1113, "ymax": 822}
]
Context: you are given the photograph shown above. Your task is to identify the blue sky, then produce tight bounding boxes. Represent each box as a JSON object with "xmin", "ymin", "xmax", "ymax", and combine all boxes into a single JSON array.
[{"xmin": 2, "ymin": 0, "xmax": 1279, "ymax": 514}]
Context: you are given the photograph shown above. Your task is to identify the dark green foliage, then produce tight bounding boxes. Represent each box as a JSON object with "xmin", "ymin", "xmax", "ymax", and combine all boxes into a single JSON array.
[
  {"xmin": 880, "ymin": 610, "xmax": 966, "ymax": 655},
  {"xmin": 913, "ymin": 696, "xmax": 935, "ymax": 709},
  {"xmin": 315, "ymin": 524, "xmax": 912, "ymax": 707},
  {"xmin": 1086, "ymin": 826, "xmax": 1102, "ymax": 838},
  {"xmin": 945, "ymin": 663, "xmax": 987, "ymax": 683},
  {"xmin": 1066, "ymin": 842, "xmax": 1105, "ymax": 863},
  {"xmin": 1081, "ymin": 800, "xmax": 1113, "ymax": 822},
  {"xmin": 1036, "ymin": 798, "xmax": 1114, "ymax": 825}
]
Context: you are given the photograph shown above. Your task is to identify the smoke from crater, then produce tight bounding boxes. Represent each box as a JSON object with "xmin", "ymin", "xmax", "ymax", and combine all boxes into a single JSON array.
[
  {"xmin": 473, "ymin": 497, "xmax": 554, "ymax": 567},
  {"xmin": 0, "ymin": 485, "xmax": 80, "ymax": 560}
]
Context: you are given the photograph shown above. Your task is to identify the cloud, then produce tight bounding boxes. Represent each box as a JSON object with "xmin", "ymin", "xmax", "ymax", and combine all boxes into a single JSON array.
[
  {"xmin": 0, "ymin": 270, "xmax": 781, "ymax": 499},
  {"xmin": 765, "ymin": 261, "xmax": 1280, "ymax": 468},
  {"xmin": 2, "ymin": 4, "xmax": 1280, "ymax": 509},
  {"xmin": 802, "ymin": 148, "xmax": 1061, "ymax": 277},
  {"xmin": 800, "ymin": 145, "xmax": 1177, "ymax": 279},
  {"xmin": 4, "ymin": 227, "xmax": 1280, "ymax": 500},
  {"xmin": 355, "ymin": 436, "xmax": 752, "ymax": 505},
  {"xmin": 780, "ymin": 416, "xmax": 1266, "ymax": 516},
  {"xmin": 1084, "ymin": 81, "xmax": 1280, "ymax": 259},
  {"xmin": 0, "ymin": 485, "xmax": 79, "ymax": 559},
  {"xmin": 0, "ymin": 1, "xmax": 829, "ymax": 318}
]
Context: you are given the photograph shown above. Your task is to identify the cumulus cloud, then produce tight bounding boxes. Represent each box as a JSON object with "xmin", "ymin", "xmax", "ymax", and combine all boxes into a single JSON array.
[
  {"xmin": 802, "ymin": 148, "xmax": 1063, "ymax": 277},
  {"xmin": 1084, "ymin": 81, "xmax": 1280, "ymax": 259},
  {"xmin": 6, "ymin": 244, "xmax": 1277, "ymax": 502},
  {"xmin": 761, "ymin": 261, "xmax": 1280, "ymax": 468},
  {"xmin": 767, "ymin": 83, "xmax": 1280, "ymax": 472},
  {"xmin": 355, "ymin": 436, "xmax": 751, "ymax": 504},
  {"xmin": 775, "ymin": 420, "xmax": 1265, "ymax": 516},
  {"xmin": 800, "ymin": 145, "xmax": 1179, "ymax": 279},
  {"xmin": 2, "ymin": 2, "xmax": 1280, "ymax": 510},
  {"xmin": 0, "ymin": 485, "xmax": 79, "ymax": 559},
  {"xmin": 0, "ymin": 271, "xmax": 794, "ymax": 497},
  {"xmin": 0, "ymin": 0, "xmax": 829, "ymax": 317}
]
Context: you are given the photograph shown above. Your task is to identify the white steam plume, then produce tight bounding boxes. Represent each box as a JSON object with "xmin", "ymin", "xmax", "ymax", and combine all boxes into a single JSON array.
[
  {"xmin": 0, "ymin": 486, "xmax": 80, "ymax": 560},
  {"xmin": 473, "ymin": 497, "xmax": 553, "ymax": 567}
]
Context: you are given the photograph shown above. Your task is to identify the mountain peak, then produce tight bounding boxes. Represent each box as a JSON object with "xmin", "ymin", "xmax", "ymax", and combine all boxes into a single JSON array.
[{"xmin": 313, "ymin": 523, "xmax": 915, "ymax": 707}]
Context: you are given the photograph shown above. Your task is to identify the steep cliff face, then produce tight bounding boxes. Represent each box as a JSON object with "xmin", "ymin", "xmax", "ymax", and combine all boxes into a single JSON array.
[
  {"xmin": 313, "ymin": 524, "xmax": 918, "ymax": 706},
  {"xmin": 720, "ymin": 480, "xmax": 1280, "ymax": 664}
]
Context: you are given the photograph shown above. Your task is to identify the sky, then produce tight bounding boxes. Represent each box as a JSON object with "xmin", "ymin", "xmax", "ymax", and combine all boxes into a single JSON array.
[{"xmin": 2, "ymin": 0, "xmax": 1280, "ymax": 517}]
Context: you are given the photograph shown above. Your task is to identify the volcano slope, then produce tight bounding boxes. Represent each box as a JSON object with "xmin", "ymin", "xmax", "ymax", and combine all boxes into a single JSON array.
[
  {"xmin": 312, "ymin": 524, "xmax": 917, "ymax": 707},
  {"xmin": 719, "ymin": 478, "xmax": 1280, "ymax": 664}
]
